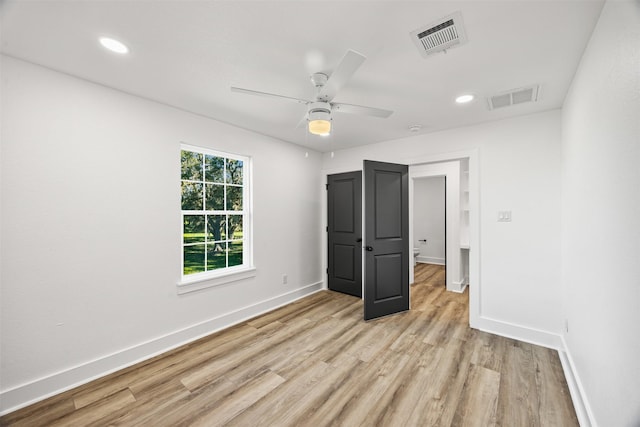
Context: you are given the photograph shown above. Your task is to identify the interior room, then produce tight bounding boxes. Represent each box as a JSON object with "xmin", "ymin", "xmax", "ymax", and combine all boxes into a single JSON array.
[
  {"xmin": 1, "ymin": 1, "xmax": 638, "ymax": 426},
  {"xmin": 413, "ymin": 176, "xmax": 446, "ymax": 267}
]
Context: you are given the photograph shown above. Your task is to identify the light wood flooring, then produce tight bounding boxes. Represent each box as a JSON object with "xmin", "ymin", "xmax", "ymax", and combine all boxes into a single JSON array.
[{"xmin": 1, "ymin": 263, "xmax": 578, "ymax": 426}]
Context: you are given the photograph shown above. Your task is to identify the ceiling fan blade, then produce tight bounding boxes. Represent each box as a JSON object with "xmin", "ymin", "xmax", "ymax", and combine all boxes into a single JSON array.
[
  {"xmin": 317, "ymin": 50, "xmax": 366, "ymax": 102},
  {"xmin": 295, "ymin": 112, "xmax": 308, "ymax": 129},
  {"xmin": 231, "ymin": 87, "xmax": 309, "ymax": 105},
  {"xmin": 332, "ymin": 102, "xmax": 393, "ymax": 118}
]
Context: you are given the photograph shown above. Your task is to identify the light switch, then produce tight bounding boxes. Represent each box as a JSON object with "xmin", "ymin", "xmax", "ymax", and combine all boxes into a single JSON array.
[{"xmin": 498, "ymin": 211, "xmax": 512, "ymax": 222}]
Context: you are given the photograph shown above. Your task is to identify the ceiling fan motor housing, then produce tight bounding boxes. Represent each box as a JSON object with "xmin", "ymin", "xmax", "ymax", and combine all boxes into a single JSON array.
[
  {"xmin": 308, "ymin": 101, "xmax": 332, "ymax": 120},
  {"xmin": 310, "ymin": 73, "xmax": 328, "ymax": 88}
]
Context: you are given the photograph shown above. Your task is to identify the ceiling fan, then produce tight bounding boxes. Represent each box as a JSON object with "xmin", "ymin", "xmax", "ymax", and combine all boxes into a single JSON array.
[{"xmin": 231, "ymin": 49, "xmax": 393, "ymax": 136}]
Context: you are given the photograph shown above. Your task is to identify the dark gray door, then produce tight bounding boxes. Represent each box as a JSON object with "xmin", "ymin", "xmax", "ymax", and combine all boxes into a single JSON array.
[
  {"xmin": 327, "ymin": 171, "xmax": 362, "ymax": 298},
  {"xmin": 363, "ymin": 160, "xmax": 409, "ymax": 320}
]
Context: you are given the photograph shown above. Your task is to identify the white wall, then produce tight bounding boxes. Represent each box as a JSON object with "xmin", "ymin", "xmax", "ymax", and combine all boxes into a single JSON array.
[
  {"xmin": 413, "ymin": 177, "xmax": 445, "ymax": 264},
  {"xmin": 561, "ymin": 1, "xmax": 640, "ymax": 426},
  {"xmin": 0, "ymin": 57, "xmax": 323, "ymax": 413},
  {"xmin": 322, "ymin": 109, "xmax": 563, "ymax": 346}
]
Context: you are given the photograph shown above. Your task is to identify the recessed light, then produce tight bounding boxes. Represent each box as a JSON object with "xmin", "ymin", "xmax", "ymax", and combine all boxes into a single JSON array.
[
  {"xmin": 455, "ymin": 94, "xmax": 474, "ymax": 104},
  {"xmin": 99, "ymin": 37, "xmax": 129, "ymax": 54}
]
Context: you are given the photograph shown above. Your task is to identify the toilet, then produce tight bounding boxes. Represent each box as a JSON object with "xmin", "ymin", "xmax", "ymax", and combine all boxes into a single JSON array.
[{"xmin": 413, "ymin": 248, "xmax": 420, "ymax": 266}]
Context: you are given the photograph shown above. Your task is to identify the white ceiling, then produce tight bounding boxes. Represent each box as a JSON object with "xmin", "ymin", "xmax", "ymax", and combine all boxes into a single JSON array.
[{"xmin": 0, "ymin": 1, "xmax": 604, "ymax": 152}]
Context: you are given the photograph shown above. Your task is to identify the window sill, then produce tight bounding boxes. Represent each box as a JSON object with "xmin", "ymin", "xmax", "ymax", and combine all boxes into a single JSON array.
[{"xmin": 177, "ymin": 266, "xmax": 256, "ymax": 294}]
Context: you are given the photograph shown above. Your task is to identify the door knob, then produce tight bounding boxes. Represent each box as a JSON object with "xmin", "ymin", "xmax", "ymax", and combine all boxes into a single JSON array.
[{"xmin": 365, "ymin": 246, "xmax": 373, "ymax": 251}]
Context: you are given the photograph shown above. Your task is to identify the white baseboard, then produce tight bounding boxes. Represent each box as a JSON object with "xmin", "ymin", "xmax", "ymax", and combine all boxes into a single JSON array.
[
  {"xmin": 416, "ymin": 256, "xmax": 445, "ymax": 265},
  {"xmin": 0, "ymin": 281, "xmax": 324, "ymax": 416},
  {"xmin": 450, "ymin": 279, "xmax": 467, "ymax": 294},
  {"xmin": 559, "ymin": 336, "xmax": 597, "ymax": 427},
  {"xmin": 472, "ymin": 315, "xmax": 563, "ymax": 350}
]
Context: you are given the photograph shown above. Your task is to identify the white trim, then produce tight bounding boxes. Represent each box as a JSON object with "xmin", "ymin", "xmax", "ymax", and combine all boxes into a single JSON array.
[
  {"xmin": 416, "ymin": 256, "xmax": 445, "ymax": 265},
  {"xmin": 559, "ymin": 335, "xmax": 597, "ymax": 427},
  {"xmin": 178, "ymin": 266, "xmax": 256, "ymax": 293},
  {"xmin": 451, "ymin": 279, "xmax": 467, "ymax": 293},
  {"xmin": 0, "ymin": 281, "xmax": 324, "ymax": 416},
  {"xmin": 472, "ymin": 315, "xmax": 563, "ymax": 350},
  {"xmin": 180, "ymin": 143, "xmax": 249, "ymax": 162}
]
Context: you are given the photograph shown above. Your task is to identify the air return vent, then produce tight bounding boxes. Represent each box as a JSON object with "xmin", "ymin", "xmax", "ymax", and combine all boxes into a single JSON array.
[
  {"xmin": 410, "ymin": 11, "xmax": 467, "ymax": 57},
  {"xmin": 488, "ymin": 85, "xmax": 540, "ymax": 110}
]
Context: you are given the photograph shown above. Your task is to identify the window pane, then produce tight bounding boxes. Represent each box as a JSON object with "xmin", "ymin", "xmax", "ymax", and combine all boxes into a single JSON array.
[
  {"xmin": 181, "ymin": 182, "xmax": 203, "ymax": 210},
  {"xmin": 181, "ymin": 150, "xmax": 202, "ymax": 181},
  {"xmin": 207, "ymin": 215, "xmax": 226, "ymax": 241},
  {"xmin": 229, "ymin": 241, "xmax": 243, "ymax": 267},
  {"xmin": 228, "ymin": 215, "xmax": 243, "ymax": 240},
  {"xmin": 205, "ymin": 155, "xmax": 225, "ymax": 183},
  {"xmin": 226, "ymin": 159, "xmax": 243, "ymax": 185},
  {"xmin": 184, "ymin": 244, "xmax": 205, "ymax": 275},
  {"xmin": 226, "ymin": 186, "xmax": 243, "ymax": 211},
  {"xmin": 205, "ymin": 183, "xmax": 224, "ymax": 210},
  {"xmin": 207, "ymin": 242, "xmax": 227, "ymax": 270},
  {"xmin": 183, "ymin": 215, "xmax": 205, "ymax": 244}
]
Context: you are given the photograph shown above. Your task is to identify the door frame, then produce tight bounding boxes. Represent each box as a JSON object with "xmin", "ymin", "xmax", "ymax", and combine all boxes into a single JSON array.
[{"xmin": 321, "ymin": 148, "xmax": 479, "ymax": 327}]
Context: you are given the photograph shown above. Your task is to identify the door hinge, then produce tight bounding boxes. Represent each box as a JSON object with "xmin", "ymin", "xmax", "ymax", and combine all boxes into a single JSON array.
[
  {"xmin": 326, "ymin": 226, "xmax": 329, "ymax": 232},
  {"xmin": 326, "ymin": 267, "xmax": 329, "ymax": 274},
  {"xmin": 325, "ymin": 184, "xmax": 329, "ymax": 190}
]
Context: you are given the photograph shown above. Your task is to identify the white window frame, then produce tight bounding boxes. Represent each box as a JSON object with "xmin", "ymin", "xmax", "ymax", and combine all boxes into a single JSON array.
[{"xmin": 178, "ymin": 143, "xmax": 254, "ymax": 293}]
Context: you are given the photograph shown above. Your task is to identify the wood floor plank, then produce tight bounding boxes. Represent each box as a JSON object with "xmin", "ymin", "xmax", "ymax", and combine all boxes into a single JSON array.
[
  {"xmin": 104, "ymin": 380, "xmax": 191, "ymax": 426},
  {"xmin": 246, "ymin": 291, "xmax": 331, "ymax": 328},
  {"xmin": 532, "ymin": 343, "xmax": 580, "ymax": 426},
  {"xmin": 0, "ymin": 264, "xmax": 579, "ymax": 427},
  {"xmin": 48, "ymin": 388, "xmax": 136, "ymax": 427},
  {"xmin": 374, "ymin": 343, "xmax": 444, "ymax": 427},
  {"xmin": 451, "ymin": 364, "xmax": 501, "ymax": 427},
  {"xmin": 284, "ymin": 349, "xmax": 391, "ymax": 426},
  {"xmin": 404, "ymin": 337, "xmax": 471, "ymax": 426},
  {"xmin": 227, "ymin": 352, "xmax": 360, "ymax": 426},
  {"xmin": 179, "ymin": 319, "xmax": 312, "ymax": 392},
  {"xmin": 142, "ymin": 374, "xmax": 237, "ymax": 426},
  {"xmin": 471, "ymin": 330, "xmax": 509, "ymax": 373},
  {"xmin": 127, "ymin": 322, "xmax": 275, "ymax": 396},
  {"xmin": 189, "ymin": 370, "xmax": 285, "ymax": 427},
  {"xmin": 330, "ymin": 351, "xmax": 415, "ymax": 426},
  {"xmin": 0, "ymin": 397, "xmax": 76, "ymax": 427},
  {"xmin": 496, "ymin": 341, "xmax": 540, "ymax": 427}
]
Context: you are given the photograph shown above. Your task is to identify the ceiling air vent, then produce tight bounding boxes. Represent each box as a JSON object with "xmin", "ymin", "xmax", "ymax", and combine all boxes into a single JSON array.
[
  {"xmin": 488, "ymin": 85, "xmax": 540, "ymax": 110},
  {"xmin": 410, "ymin": 11, "xmax": 467, "ymax": 57}
]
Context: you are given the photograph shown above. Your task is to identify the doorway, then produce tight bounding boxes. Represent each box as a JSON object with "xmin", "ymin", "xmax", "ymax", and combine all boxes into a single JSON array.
[
  {"xmin": 412, "ymin": 176, "xmax": 446, "ymax": 280},
  {"xmin": 409, "ymin": 161, "xmax": 464, "ymax": 292},
  {"xmin": 322, "ymin": 150, "xmax": 476, "ymax": 326}
]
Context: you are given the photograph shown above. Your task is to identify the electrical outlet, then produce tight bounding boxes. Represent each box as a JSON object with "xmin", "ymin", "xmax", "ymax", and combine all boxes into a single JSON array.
[{"xmin": 282, "ymin": 274, "xmax": 288, "ymax": 285}]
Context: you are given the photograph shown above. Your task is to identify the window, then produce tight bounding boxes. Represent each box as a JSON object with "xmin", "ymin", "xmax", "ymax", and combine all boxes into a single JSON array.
[{"xmin": 180, "ymin": 144, "xmax": 252, "ymax": 284}]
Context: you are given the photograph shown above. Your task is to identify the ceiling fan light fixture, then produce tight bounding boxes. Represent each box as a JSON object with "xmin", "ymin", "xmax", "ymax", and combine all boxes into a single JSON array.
[
  {"xmin": 308, "ymin": 106, "xmax": 332, "ymax": 136},
  {"xmin": 309, "ymin": 119, "xmax": 331, "ymax": 136}
]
